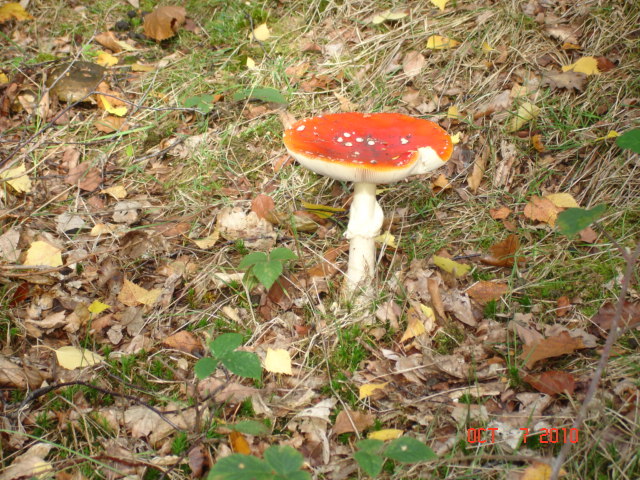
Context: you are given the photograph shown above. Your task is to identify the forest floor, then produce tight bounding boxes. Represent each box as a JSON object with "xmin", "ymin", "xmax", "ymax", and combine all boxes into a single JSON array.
[{"xmin": 1, "ymin": 0, "xmax": 639, "ymax": 479}]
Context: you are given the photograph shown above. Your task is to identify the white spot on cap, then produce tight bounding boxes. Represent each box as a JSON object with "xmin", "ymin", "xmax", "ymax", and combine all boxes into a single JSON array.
[
  {"xmin": 370, "ymin": 160, "xmax": 377, "ymax": 164},
  {"xmin": 401, "ymin": 137, "xmax": 409, "ymax": 144},
  {"xmin": 367, "ymin": 140, "xmax": 375, "ymax": 145},
  {"xmin": 356, "ymin": 137, "xmax": 364, "ymax": 142},
  {"xmin": 344, "ymin": 132, "xmax": 351, "ymax": 137},
  {"xmin": 296, "ymin": 125, "xmax": 305, "ymax": 131},
  {"xmin": 345, "ymin": 142, "xmax": 353, "ymax": 146},
  {"xmin": 354, "ymin": 151, "xmax": 360, "ymax": 155},
  {"xmin": 337, "ymin": 137, "xmax": 343, "ymax": 142}
]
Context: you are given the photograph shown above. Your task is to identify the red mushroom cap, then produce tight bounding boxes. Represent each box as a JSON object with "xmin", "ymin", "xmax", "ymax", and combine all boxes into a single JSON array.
[{"xmin": 283, "ymin": 112, "xmax": 452, "ymax": 184}]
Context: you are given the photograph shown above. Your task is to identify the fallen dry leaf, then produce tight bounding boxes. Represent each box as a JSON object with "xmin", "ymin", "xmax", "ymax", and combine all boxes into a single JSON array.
[
  {"xmin": 556, "ymin": 296, "xmax": 571, "ymax": 317},
  {"xmin": 400, "ymin": 306, "xmax": 427, "ymax": 342},
  {"xmin": 402, "ymin": 50, "xmax": 425, "ymax": 78},
  {"xmin": 0, "ymin": 2, "xmax": 33, "ymax": 22},
  {"xmin": 118, "ymin": 279, "xmax": 161, "ymax": 307},
  {"xmin": 359, "ymin": 382, "xmax": 388, "ymax": 400},
  {"xmin": 333, "ymin": 409, "xmax": 374, "ymax": 435},
  {"xmin": 426, "ymin": 35, "xmax": 459, "ymax": 49},
  {"xmin": 0, "ymin": 227, "xmax": 21, "ymax": 262},
  {"xmin": 522, "ymin": 371, "xmax": 575, "ymax": 396},
  {"xmin": 467, "ymin": 281, "xmax": 509, "ymax": 304},
  {"xmin": 0, "ymin": 164, "xmax": 31, "ymax": 193},
  {"xmin": 144, "ymin": 6, "xmax": 186, "ymax": 41},
  {"xmin": 433, "ymin": 255, "xmax": 470, "ymax": 277},
  {"xmin": 545, "ymin": 192, "xmax": 579, "ymax": 208},
  {"xmin": 94, "ymin": 115, "xmax": 125, "ymax": 133},
  {"xmin": 591, "ymin": 301, "xmax": 640, "ymax": 334},
  {"xmin": 24, "ymin": 241, "xmax": 62, "ymax": 267},
  {"xmin": 490, "ymin": 206, "xmax": 512, "ymax": 220},
  {"xmin": 101, "ymin": 185, "xmax": 127, "ymax": 199},
  {"xmin": 507, "ymin": 102, "xmax": 540, "ymax": 132},
  {"xmin": 65, "ymin": 163, "xmax": 102, "ymax": 192},
  {"xmin": 264, "ymin": 348, "xmax": 293, "ymax": 375},
  {"xmin": 431, "ymin": 173, "xmax": 452, "ymax": 192},
  {"xmin": 579, "ymin": 227, "xmax": 598, "ymax": 243},
  {"xmin": 520, "ymin": 331, "xmax": 585, "ymax": 369},
  {"xmin": 524, "ymin": 196, "xmax": 560, "ymax": 226},
  {"xmin": 521, "ymin": 461, "xmax": 566, "ymax": 480},
  {"xmin": 230, "ymin": 431, "xmax": 251, "ymax": 454},
  {"xmin": 55, "ymin": 346, "xmax": 104, "ymax": 370},
  {"xmin": 368, "ymin": 429, "xmax": 403, "ymax": 440},
  {"xmin": 562, "ymin": 56, "xmax": 599, "ymax": 75},
  {"xmin": 95, "ymin": 31, "xmax": 135, "ymax": 53},
  {"xmin": 371, "ymin": 9, "xmax": 409, "ymax": 24},
  {"xmin": 251, "ymin": 23, "xmax": 270, "ymax": 41},
  {"xmin": 0, "ymin": 443, "xmax": 51, "ymax": 480},
  {"xmin": 480, "ymin": 234, "xmax": 524, "ymax": 267},
  {"xmin": 542, "ymin": 71, "xmax": 587, "ymax": 92},
  {"xmin": 163, "ymin": 330, "xmax": 202, "ymax": 354}
]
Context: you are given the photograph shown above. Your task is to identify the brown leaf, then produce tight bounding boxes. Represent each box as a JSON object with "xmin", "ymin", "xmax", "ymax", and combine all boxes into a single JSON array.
[
  {"xmin": 162, "ymin": 330, "xmax": 202, "ymax": 354},
  {"xmin": 523, "ymin": 196, "xmax": 560, "ymax": 226},
  {"xmin": 480, "ymin": 234, "xmax": 525, "ymax": 267},
  {"xmin": 65, "ymin": 163, "xmax": 102, "ymax": 192},
  {"xmin": 467, "ymin": 148, "xmax": 487, "ymax": 194},
  {"xmin": 427, "ymin": 278, "xmax": 446, "ymax": 319},
  {"xmin": 542, "ymin": 71, "xmax": 587, "ymax": 92},
  {"xmin": 578, "ymin": 227, "xmax": 597, "ymax": 243},
  {"xmin": 473, "ymin": 90, "xmax": 511, "ymax": 120},
  {"xmin": 520, "ymin": 331, "xmax": 585, "ymax": 369},
  {"xmin": 143, "ymin": 6, "xmax": 186, "ymax": 41},
  {"xmin": 188, "ymin": 444, "xmax": 209, "ymax": 478},
  {"xmin": 230, "ymin": 431, "xmax": 251, "ymax": 454},
  {"xmin": 523, "ymin": 371, "xmax": 576, "ymax": 396},
  {"xmin": 251, "ymin": 194, "xmax": 277, "ymax": 222},
  {"xmin": 94, "ymin": 115, "xmax": 125, "ymax": 133},
  {"xmin": 531, "ymin": 134, "xmax": 545, "ymax": 152},
  {"xmin": 333, "ymin": 409, "xmax": 374, "ymax": 435},
  {"xmin": 556, "ymin": 296, "xmax": 571, "ymax": 317},
  {"xmin": 467, "ymin": 281, "xmax": 508, "ymax": 304},
  {"xmin": 305, "ymin": 245, "xmax": 348, "ymax": 278},
  {"xmin": 431, "ymin": 173, "xmax": 451, "ymax": 192},
  {"xmin": 95, "ymin": 31, "xmax": 126, "ymax": 53},
  {"xmin": 592, "ymin": 301, "xmax": 640, "ymax": 334},
  {"xmin": 596, "ymin": 56, "xmax": 616, "ymax": 72},
  {"xmin": 402, "ymin": 50, "xmax": 425, "ymax": 78},
  {"xmin": 489, "ymin": 206, "xmax": 511, "ymax": 220}
]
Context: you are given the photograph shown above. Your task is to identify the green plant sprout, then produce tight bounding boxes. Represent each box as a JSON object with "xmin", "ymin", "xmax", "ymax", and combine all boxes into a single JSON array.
[
  {"xmin": 194, "ymin": 333, "xmax": 261, "ymax": 381},
  {"xmin": 208, "ymin": 444, "xmax": 310, "ymax": 480},
  {"xmin": 353, "ymin": 437, "xmax": 437, "ymax": 477},
  {"xmin": 239, "ymin": 247, "xmax": 297, "ymax": 290}
]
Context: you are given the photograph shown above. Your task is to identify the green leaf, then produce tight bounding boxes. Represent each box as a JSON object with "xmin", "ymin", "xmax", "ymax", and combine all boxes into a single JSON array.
[
  {"xmin": 230, "ymin": 420, "xmax": 270, "ymax": 436},
  {"xmin": 194, "ymin": 357, "xmax": 219, "ymax": 379},
  {"xmin": 616, "ymin": 128, "xmax": 640, "ymax": 154},
  {"xmin": 183, "ymin": 94, "xmax": 215, "ymax": 113},
  {"xmin": 354, "ymin": 450, "xmax": 384, "ymax": 477},
  {"xmin": 274, "ymin": 472, "xmax": 311, "ymax": 480},
  {"xmin": 232, "ymin": 87, "xmax": 287, "ymax": 104},
  {"xmin": 384, "ymin": 437, "xmax": 437, "ymax": 464},
  {"xmin": 355, "ymin": 439, "xmax": 385, "ymax": 454},
  {"xmin": 269, "ymin": 247, "xmax": 297, "ymax": 262},
  {"xmin": 557, "ymin": 205, "xmax": 606, "ymax": 236},
  {"xmin": 264, "ymin": 445, "xmax": 304, "ymax": 476},
  {"xmin": 222, "ymin": 351, "xmax": 262, "ymax": 379},
  {"xmin": 209, "ymin": 333, "xmax": 243, "ymax": 358},
  {"xmin": 239, "ymin": 252, "xmax": 268, "ymax": 269},
  {"xmin": 252, "ymin": 259, "xmax": 283, "ymax": 290},
  {"xmin": 208, "ymin": 454, "xmax": 273, "ymax": 480}
]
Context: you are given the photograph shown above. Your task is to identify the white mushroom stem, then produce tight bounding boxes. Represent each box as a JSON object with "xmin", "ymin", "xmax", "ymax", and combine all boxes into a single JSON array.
[{"xmin": 344, "ymin": 182, "xmax": 384, "ymax": 295}]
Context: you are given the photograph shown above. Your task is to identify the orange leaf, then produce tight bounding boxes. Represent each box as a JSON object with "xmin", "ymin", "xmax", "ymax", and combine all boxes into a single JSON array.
[
  {"xmin": 489, "ymin": 206, "xmax": 511, "ymax": 220},
  {"xmin": 523, "ymin": 196, "xmax": 560, "ymax": 226},
  {"xmin": 480, "ymin": 234, "xmax": 525, "ymax": 267},
  {"xmin": 523, "ymin": 371, "xmax": 575, "ymax": 396},
  {"xmin": 520, "ymin": 331, "xmax": 585, "ymax": 369},
  {"xmin": 230, "ymin": 431, "xmax": 251, "ymax": 454},
  {"xmin": 467, "ymin": 281, "xmax": 508, "ymax": 304},
  {"xmin": 143, "ymin": 6, "xmax": 186, "ymax": 41}
]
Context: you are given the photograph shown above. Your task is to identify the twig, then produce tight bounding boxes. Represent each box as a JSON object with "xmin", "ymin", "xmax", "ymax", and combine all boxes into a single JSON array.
[{"xmin": 549, "ymin": 240, "xmax": 640, "ymax": 479}]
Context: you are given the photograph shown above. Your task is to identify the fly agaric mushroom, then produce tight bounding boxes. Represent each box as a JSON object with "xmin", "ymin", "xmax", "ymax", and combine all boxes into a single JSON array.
[{"xmin": 283, "ymin": 112, "xmax": 453, "ymax": 297}]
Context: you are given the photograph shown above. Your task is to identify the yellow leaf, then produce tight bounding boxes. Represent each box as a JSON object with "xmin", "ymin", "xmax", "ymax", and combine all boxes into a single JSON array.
[
  {"xmin": 359, "ymin": 382, "xmax": 388, "ymax": 399},
  {"xmin": 447, "ymin": 105, "xmax": 461, "ymax": 119},
  {"xmin": 521, "ymin": 461, "xmax": 567, "ymax": 480},
  {"xmin": 0, "ymin": 2, "xmax": 33, "ymax": 22},
  {"xmin": 251, "ymin": 23, "xmax": 270, "ymax": 41},
  {"xmin": 55, "ymin": 346, "xmax": 104, "ymax": 370},
  {"xmin": 429, "ymin": 0, "xmax": 448, "ymax": 11},
  {"xmin": 596, "ymin": 130, "xmax": 619, "ymax": 141},
  {"xmin": 264, "ymin": 348, "xmax": 293, "ymax": 375},
  {"xmin": 433, "ymin": 255, "xmax": 470, "ymax": 277},
  {"xmin": 90, "ymin": 223, "xmax": 115, "ymax": 236},
  {"xmin": 88, "ymin": 300, "xmax": 111, "ymax": 315},
  {"xmin": 246, "ymin": 57, "xmax": 257, "ymax": 70},
  {"xmin": 0, "ymin": 164, "xmax": 31, "ymax": 193},
  {"xmin": 131, "ymin": 63, "xmax": 154, "ymax": 72},
  {"xmin": 301, "ymin": 201, "xmax": 346, "ymax": 219},
  {"xmin": 371, "ymin": 9, "xmax": 409, "ymax": 24},
  {"xmin": 97, "ymin": 95, "xmax": 127, "ymax": 116},
  {"xmin": 507, "ymin": 102, "xmax": 540, "ymax": 132},
  {"xmin": 426, "ymin": 35, "xmax": 459, "ymax": 50},
  {"xmin": 369, "ymin": 429, "xmax": 403, "ymax": 440},
  {"xmin": 96, "ymin": 51, "xmax": 118, "ymax": 67},
  {"xmin": 375, "ymin": 231, "xmax": 397, "ymax": 248},
  {"xmin": 544, "ymin": 193, "xmax": 579, "ymax": 208},
  {"xmin": 230, "ymin": 431, "xmax": 251, "ymax": 454},
  {"xmin": 118, "ymin": 279, "xmax": 161, "ymax": 307},
  {"xmin": 561, "ymin": 56, "xmax": 599, "ymax": 75},
  {"xmin": 481, "ymin": 41, "xmax": 495, "ymax": 52},
  {"xmin": 24, "ymin": 241, "xmax": 63, "ymax": 267},
  {"xmin": 101, "ymin": 185, "xmax": 127, "ymax": 199},
  {"xmin": 193, "ymin": 230, "xmax": 220, "ymax": 249},
  {"xmin": 0, "ymin": 72, "xmax": 8, "ymax": 84},
  {"xmin": 400, "ymin": 307, "xmax": 427, "ymax": 342},
  {"xmin": 450, "ymin": 132, "xmax": 461, "ymax": 144}
]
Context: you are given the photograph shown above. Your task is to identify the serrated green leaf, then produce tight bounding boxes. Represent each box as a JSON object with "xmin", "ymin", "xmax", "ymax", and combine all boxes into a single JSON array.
[
  {"xmin": 233, "ymin": 87, "xmax": 287, "ymax": 104},
  {"xmin": 557, "ymin": 205, "xmax": 606, "ymax": 237},
  {"xmin": 208, "ymin": 454, "xmax": 273, "ymax": 480},
  {"xmin": 194, "ymin": 357, "xmax": 219, "ymax": 379},
  {"xmin": 264, "ymin": 445, "xmax": 304, "ymax": 476},
  {"xmin": 616, "ymin": 128, "xmax": 640, "ymax": 154},
  {"xmin": 210, "ymin": 333, "xmax": 243, "ymax": 358},
  {"xmin": 230, "ymin": 420, "xmax": 271, "ymax": 436},
  {"xmin": 384, "ymin": 437, "xmax": 437, "ymax": 463},
  {"xmin": 269, "ymin": 247, "xmax": 297, "ymax": 262},
  {"xmin": 356, "ymin": 439, "xmax": 385, "ymax": 454},
  {"xmin": 239, "ymin": 252, "xmax": 268, "ymax": 269},
  {"xmin": 354, "ymin": 450, "xmax": 384, "ymax": 477},
  {"xmin": 223, "ymin": 350, "xmax": 262, "ymax": 379},
  {"xmin": 183, "ymin": 94, "xmax": 215, "ymax": 113},
  {"xmin": 252, "ymin": 259, "xmax": 283, "ymax": 290},
  {"xmin": 274, "ymin": 472, "xmax": 311, "ymax": 480}
]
